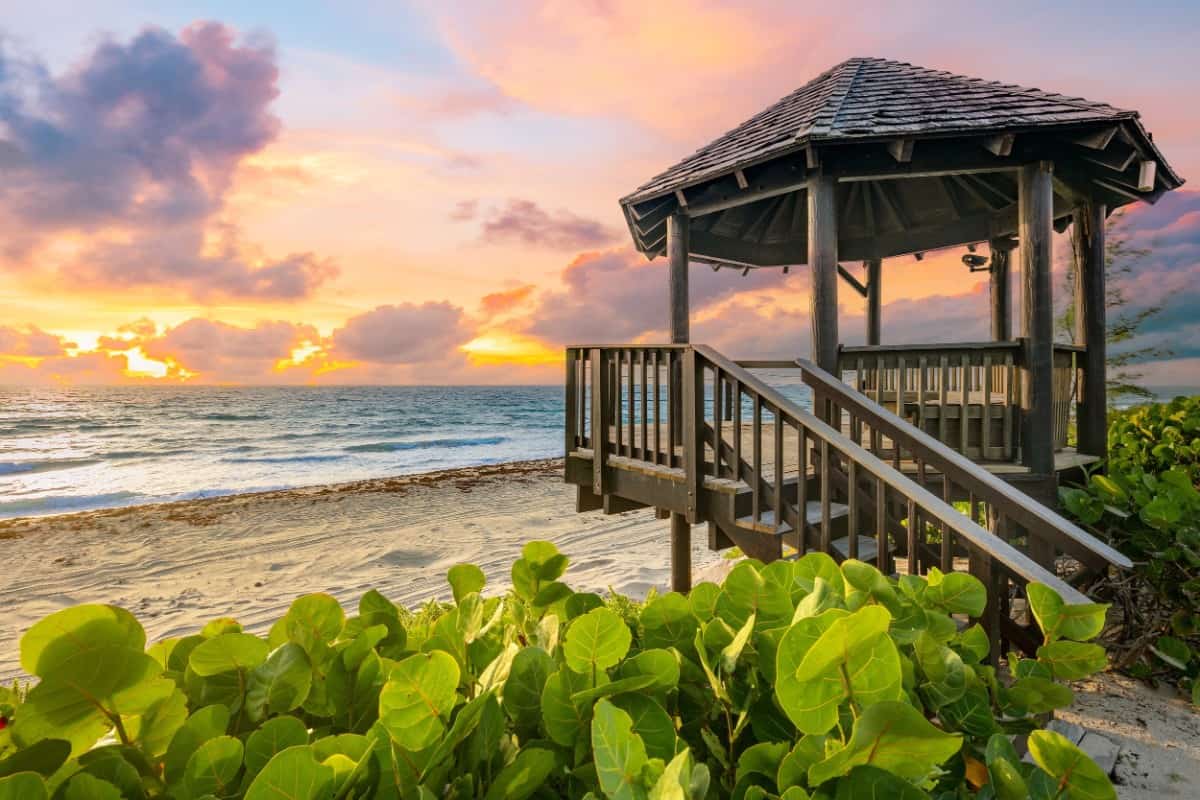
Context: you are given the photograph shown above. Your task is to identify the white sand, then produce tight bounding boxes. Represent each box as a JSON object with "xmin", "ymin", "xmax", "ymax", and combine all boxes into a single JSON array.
[{"xmin": 0, "ymin": 458, "xmax": 720, "ymax": 680}]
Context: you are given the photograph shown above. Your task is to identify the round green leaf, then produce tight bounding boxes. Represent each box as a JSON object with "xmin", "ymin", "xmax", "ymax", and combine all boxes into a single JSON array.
[
  {"xmin": 924, "ymin": 569, "xmax": 986, "ymax": 617},
  {"xmin": 62, "ymin": 773, "xmax": 121, "ymax": 800},
  {"xmin": 641, "ymin": 593, "xmax": 698, "ymax": 651},
  {"xmin": 379, "ymin": 651, "xmax": 460, "ymax": 750},
  {"xmin": 20, "ymin": 605, "xmax": 144, "ymax": 678},
  {"xmin": 612, "ymin": 694, "xmax": 677, "ymax": 763},
  {"xmin": 127, "ymin": 688, "xmax": 188, "ymax": 757},
  {"xmin": 183, "ymin": 735, "xmax": 244, "ymax": 798},
  {"xmin": 163, "ymin": 705, "xmax": 231, "ymax": 784},
  {"xmin": 188, "ymin": 633, "xmax": 269, "ymax": 677},
  {"xmin": 0, "ymin": 739, "xmax": 70, "ymax": 779},
  {"xmin": 244, "ymin": 746, "xmax": 334, "ymax": 800},
  {"xmin": 834, "ymin": 765, "xmax": 930, "ymax": 799},
  {"xmin": 504, "ymin": 646, "xmax": 556, "ymax": 728},
  {"xmin": 1036, "ymin": 641, "xmax": 1108, "ymax": 680},
  {"xmin": 716, "ymin": 561, "xmax": 793, "ymax": 630},
  {"xmin": 688, "ymin": 582, "xmax": 721, "ymax": 621},
  {"xmin": 284, "ymin": 594, "xmax": 346, "ymax": 649},
  {"xmin": 0, "ymin": 773, "xmax": 47, "ymax": 800},
  {"xmin": 1027, "ymin": 729, "xmax": 1116, "ymax": 800},
  {"xmin": 539, "ymin": 668, "xmax": 589, "ymax": 747},
  {"xmin": 447, "ymin": 564, "xmax": 486, "ymax": 604},
  {"xmin": 245, "ymin": 716, "xmax": 310, "ymax": 779},
  {"xmin": 618, "ymin": 648, "xmax": 680, "ymax": 692},
  {"xmin": 1026, "ymin": 583, "xmax": 1108, "ymax": 643},
  {"xmin": 247, "ymin": 643, "xmax": 313, "ymax": 718},
  {"xmin": 563, "ymin": 607, "xmax": 631, "ymax": 674}
]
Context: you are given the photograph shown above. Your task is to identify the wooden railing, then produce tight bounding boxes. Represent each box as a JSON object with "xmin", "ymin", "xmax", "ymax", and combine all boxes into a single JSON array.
[
  {"xmin": 802, "ymin": 359, "xmax": 1129, "ymax": 647},
  {"xmin": 565, "ymin": 344, "xmax": 1117, "ymax": 654},
  {"xmin": 838, "ymin": 341, "xmax": 1083, "ymax": 460}
]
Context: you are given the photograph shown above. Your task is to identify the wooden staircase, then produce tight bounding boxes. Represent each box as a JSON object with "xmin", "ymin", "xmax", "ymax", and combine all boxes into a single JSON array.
[{"xmin": 565, "ymin": 344, "xmax": 1132, "ymax": 656}]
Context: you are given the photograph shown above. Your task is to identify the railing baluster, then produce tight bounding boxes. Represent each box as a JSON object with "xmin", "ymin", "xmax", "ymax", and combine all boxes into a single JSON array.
[
  {"xmin": 960, "ymin": 353, "xmax": 970, "ymax": 455},
  {"xmin": 773, "ymin": 409, "xmax": 783, "ymax": 533},
  {"xmin": 941, "ymin": 474, "xmax": 953, "ymax": 571},
  {"xmin": 733, "ymin": 378, "xmax": 742, "ymax": 481},
  {"xmin": 917, "ymin": 356, "xmax": 928, "ymax": 437},
  {"xmin": 652, "ymin": 350, "xmax": 661, "ymax": 464},
  {"xmin": 875, "ymin": 477, "xmax": 887, "ymax": 571},
  {"xmin": 666, "ymin": 351, "xmax": 676, "ymax": 467},
  {"xmin": 847, "ymin": 459, "xmax": 859, "ymax": 559},
  {"xmin": 820, "ymin": 440, "xmax": 832, "ymax": 553},
  {"xmin": 590, "ymin": 349, "xmax": 607, "ymax": 496},
  {"xmin": 797, "ymin": 425, "xmax": 808, "ymax": 555},
  {"xmin": 939, "ymin": 355, "xmax": 950, "ymax": 446},
  {"xmin": 753, "ymin": 395, "xmax": 763, "ymax": 526},
  {"xmin": 565, "ymin": 349, "xmax": 578, "ymax": 453},
  {"xmin": 906, "ymin": 497, "xmax": 918, "ymax": 575},
  {"xmin": 614, "ymin": 350, "xmax": 623, "ymax": 457},
  {"xmin": 982, "ymin": 353, "xmax": 993, "ymax": 461},
  {"xmin": 713, "ymin": 369, "xmax": 723, "ymax": 479}
]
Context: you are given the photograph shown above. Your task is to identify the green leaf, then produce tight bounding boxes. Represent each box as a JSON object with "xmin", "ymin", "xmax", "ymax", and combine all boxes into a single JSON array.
[
  {"xmin": 245, "ymin": 716, "xmax": 309, "ymax": 779},
  {"xmin": 913, "ymin": 630, "xmax": 966, "ymax": 706},
  {"xmin": 721, "ymin": 612, "xmax": 756, "ymax": 673},
  {"xmin": 16, "ymin": 650, "xmax": 173, "ymax": 755},
  {"xmin": 642, "ymin": 593, "xmax": 699, "ymax": 651},
  {"xmin": 422, "ymin": 689, "xmax": 495, "ymax": 780},
  {"xmin": 835, "ymin": 765, "xmax": 931, "ymax": 799},
  {"xmin": 247, "ymin": 643, "xmax": 313, "ymax": 719},
  {"xmin": 540, "ymin": 668, "xmax": 591, "ymax": 747},
  {"xmin": 1150, "ymin": 636, "xmax": 1192, "ymax": 671},
  {"xmin": 689, "ymin": 583, "xmax": 721, "ymax": 622},
  {"xmin": 358, "ymin": 588, "xmax": 397, "ymax": 618},
  {"xmin": 484, "ymin": 747, "xmax": 557, "ymax": 800},
  {"xmin": 379, "ymin": 651, "xmax": 460, "ymax": 750},
  {"xmin": 807, "ymin": 701, "xmax": 962, "ymax": 785},
  {"xmin": 244, "ymin": 745, "xmax": 335, "ymax": 800},
  {"xmin": 564, "ymin": 607, "xmax": 631, "ymax": 674},
  {"xmin": 1005, "ymin": 677, "xmax": 1075, "ymax": 715},
  {"xmin": 504, "ymin": 646, "xmax": 557, "ymax": 728},
  {"xmin": 716, "ymin": 561, "xmax": 793, "ymax": 630},
  {"xmin": 284, "ymin": 594, "xmax": 345, "ymax": 651},
  {"xmin": 447, "ymin": 563, "xmax": 486, "ymax": 603},
  {"xmin": 775, "ymin": 609, "xmax": 847, "ymax": 733},
  {"xmin": 183, "ymin": 735, "xmax": 244, "ymax": 798},
  {"xmin": 592, "ymin": 698, "xmax": 649, "ymax": 800},
  {"xmin": 840, "ymin": 559, "xmax": 899, "ymax": 609},
  {"xmin": 0, "ymin": 739, "xmax": 70, "ymax": 779},
  {"xmin": 1036, "ymin": 641, "xmax": 1108, "ymax": 680},
  {"xmin": 794, "ymin": 552, "xmax": 845, "ymax": 596},
  {"xmin": 649, "ymin": 748, "xmax": 701, "ymax": 800},
  {"xmin": 571, "ymin": 675, "xmax": 658, "ymax": 706},
  {"xmin": 522, "ymin": 541, "xmax": 569, "ymax": 580},
  {"xmin": 188, "ymin": 633, "xmax": 270, "ymax": 677},
  {"xmin": 163, "ymin": 705, "xmax": 231, "ymax": 784},
  {"xmin": 1027, "ymin": 729, "xmax": 1116, "ymax": 800},
  {"xmin": 924, "ymin": 568, "xmax": 986, "ymax": 617},
  {"xmin": 737, "ymin": 741, "xmax": 789, "ymax": 783},
  {"xmin": 779, "ymin": 606, "xmax": 902, "ymax": 735},
  {"xmin": 20, "ymin": 605, "xmax": 144, "ymax": 678},
  {"xmin": 1026, "ymin": 584, "xmax": 1108, "ymax": 643},
  {"xmin": 126, "ymin": 688, "xmax": 188, "ymax": 758},
  {"xmin": 777, "ymin": 735, "xmax": 825, "ymax": 790},
  {"xmin": 62, "ymin": 773, "xmax": 122, "ymax": 800},
  {"xmin": 618, "ymin": 649, "xmax": 680, "ymax": 692},
  {"xmin": 613, "ymin": 694, "xmax": 677, "ymax": 763},
  {"xmin": 0, "ymin": 773, "xmax": 47, "ymax": 800}
]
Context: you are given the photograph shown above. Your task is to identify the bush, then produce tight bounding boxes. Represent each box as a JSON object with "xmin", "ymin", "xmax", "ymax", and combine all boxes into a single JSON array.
[
  {"xmin": 0, "ymin": 542, "xmax": 1114, "ymax": 799},
  {"xmin": 1059, "ymin": 396, "xmax": 1200, "ymax": 701}
]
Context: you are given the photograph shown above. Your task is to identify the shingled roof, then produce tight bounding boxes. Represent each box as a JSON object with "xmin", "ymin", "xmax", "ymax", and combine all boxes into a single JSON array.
[
  {"xmin": 620, "ymin": 57, "xmax": 1183, "ymax": 266},
  {"xmin": 623, "ymin": 57, "xmax": 1179, "ymax": 205}
]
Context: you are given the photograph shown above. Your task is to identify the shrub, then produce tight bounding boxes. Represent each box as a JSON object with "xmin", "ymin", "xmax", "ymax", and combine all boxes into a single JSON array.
[
  {"xmin": 0, "ymin": 543, "xmax": 1114, "ymax": 798},
  {"xmin": 1059, "ymin": 396, "xmax": 1200, "ymax": 702}
]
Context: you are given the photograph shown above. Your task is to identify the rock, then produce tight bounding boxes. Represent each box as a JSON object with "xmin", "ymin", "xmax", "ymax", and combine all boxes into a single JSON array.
[{"xmin": 1078, "ymin": 731, "xmax": 1121, "ymax": 776}]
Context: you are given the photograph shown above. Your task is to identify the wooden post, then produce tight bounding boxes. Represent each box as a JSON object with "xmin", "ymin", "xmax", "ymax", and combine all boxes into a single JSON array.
[
  {"xmin": 988, "ymin": 238, "xmax": 1013, "ymax": 341},
  {"xmin": 667, "ymin": 211, "xmax": 691, "ymax": 592},
  {"xmin": 866, "ymin": 258, "xmax": 882, "ymax": 346},
  {"xmin": 808, "ymin": 171, "xmax": 839, "ymax": 375},
  {"xmin": 1073, "ymin": 199, "xmax": 1108, "ymax": 459},
  {"xmin": 1018, "ymin": 162, "xmax": 1055, "ymax": 475}
]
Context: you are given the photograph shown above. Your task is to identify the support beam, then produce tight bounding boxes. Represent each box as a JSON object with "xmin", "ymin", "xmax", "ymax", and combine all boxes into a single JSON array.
[
  {"xmin": 1018, "ymin": 162, "xmax": 1056, "ymax": 475},
  {"xmin": 982, "ymin": 133, "xmax": 1016, "ymax": 157},
  {"xmin": 989, "ymin": 237, "xmax": 1015, "ymax": 340},
  {"xmin": 837, "ymin": 264, "xmax": 868, "ymax": 297},
  {"xmin": 808, "ymin": 171, "xmax": 840, "ymax": 374},
  {"xmin": 866, "ymin": 259, "xmax": 882, "ymax": 346},
  {"xmin": 887, "ymin": 138, "xmax": 915, "ymax": 163},
  {"xmin": 666, "ymin": 212, "xmax": 691, "ymax": 592},
  {"xmin": 1073, "ymin": 200, "xmax": 1108, "ymax": 459}
]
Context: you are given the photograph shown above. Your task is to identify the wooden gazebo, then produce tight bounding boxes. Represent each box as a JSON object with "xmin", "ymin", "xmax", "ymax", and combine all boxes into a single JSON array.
[{"xmin": 564, "ymin": 58, "xmax": 1179, "ymax": 645}]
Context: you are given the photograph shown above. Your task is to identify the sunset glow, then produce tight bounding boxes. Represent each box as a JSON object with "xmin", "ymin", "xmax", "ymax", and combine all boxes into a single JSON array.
[{"xmin": 0, "ymin": 2, "xmax": 1196, "ymax": 386}]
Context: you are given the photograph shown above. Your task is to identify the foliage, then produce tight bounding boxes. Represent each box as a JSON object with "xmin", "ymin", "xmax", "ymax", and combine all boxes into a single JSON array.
[
  {"xmin": 0, "ymin": 542, "xmax": 1115, "ymax": 798},
  {"xmin": 1058, "ymin": 210, "xmax": 1173, "ymax": 404},
  {"xmin": 1059, "ymin": 397, "xmax": 1200, "ymax": 702}
]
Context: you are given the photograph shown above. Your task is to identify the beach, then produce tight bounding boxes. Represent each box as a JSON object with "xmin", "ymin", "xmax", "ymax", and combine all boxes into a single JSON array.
[{"xmin": 0, "ymin": 457, "xmax": 722, "ymax": 681}]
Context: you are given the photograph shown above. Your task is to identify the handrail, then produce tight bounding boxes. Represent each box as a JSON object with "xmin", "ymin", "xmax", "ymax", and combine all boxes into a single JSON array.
[
  {"xmin": 797, "ymin": 358, "xmax": 1131, "ymax": 571},
  {"xmin": 696, "ymin": 346, "xmax": 1093, "ymax": 603},
  {"xmin": 841, "ymin": 341, "xmax": 1021, "ymax": 355}
]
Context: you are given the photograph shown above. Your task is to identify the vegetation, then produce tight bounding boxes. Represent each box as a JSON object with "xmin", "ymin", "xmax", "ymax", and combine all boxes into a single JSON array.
[
  {"xmin": 0, "ymin": 542, "xmax": 1115, "ymax": 799},
  {"xmin": 1058, "ymin": 210, "xmax": 1173, "ymax": 405},
  {"xmin": 1060, "ymin": 396, "xmax": 1200, "ymax": 702}
]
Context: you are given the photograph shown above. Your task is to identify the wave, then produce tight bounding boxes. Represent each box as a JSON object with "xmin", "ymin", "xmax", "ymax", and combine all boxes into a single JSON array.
[
  {"xmin": 102, "ymin": 449, "xmax": 187, "ymax": 460},
  {"xmin": 344, "ymin": 436, "xmax": 508, "ymax": 453},
  {"xmin": 198, "ymin": 413, "xmax": 270, "ymax": 422},
  {"xmin": 0, "ymin": 458, "xmax": 103, "ymax": 476},
  {"xmin": 221, "ymin": 454, "xmax": 347, "ymax": 465},
  {"xmin": 0, "ymin": 491, "xmax": 142, "ymax": 518}
]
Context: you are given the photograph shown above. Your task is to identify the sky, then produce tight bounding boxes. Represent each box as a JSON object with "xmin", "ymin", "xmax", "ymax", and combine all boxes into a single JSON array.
[{"xmin": 0, "ymin": 0, "xmax": 1197, "ymax": 386}]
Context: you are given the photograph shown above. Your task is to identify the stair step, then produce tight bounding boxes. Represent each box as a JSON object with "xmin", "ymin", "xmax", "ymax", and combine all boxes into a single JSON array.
[
  {"xmin": 830, "ymin": 535, "xmax": 887, "ymax": 562},
  {"xmin": 735, "ymin": 501, "xmax": 849, "ymax": 535}
]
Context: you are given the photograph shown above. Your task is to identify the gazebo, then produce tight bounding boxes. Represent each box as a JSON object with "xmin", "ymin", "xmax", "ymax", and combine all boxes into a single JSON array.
[{"xmin": 563, "ymin": 58, "xmax": 1178, "ymax": 647}]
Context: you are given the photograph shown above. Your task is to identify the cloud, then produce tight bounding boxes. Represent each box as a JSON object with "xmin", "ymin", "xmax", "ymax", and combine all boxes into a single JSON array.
[
  {"xmin": 480, "ymin": 284, "xmax": 535, "ymax": 315},
  {"xmin": 330, "ymin": 302, "xmax": 474, "ymax": 364},
  {"xmin": 0, "ymin": 22, "xmax": 336, "ymax": 300},
  {"xmin": 449, "ymin": 199, "xmax": 478, "ymax": 221},
  {"xmin": 139, "ymin": 318, "xmax": 318, "ymax": 381},
  {"xmin": 522, "ymin": 248, "xmax": 788, "ymax": 345},
  {"xmin": 479, "ymin": 199, "xmax": 618, "ymax": 249},
  {"xmin": 0, "ymin": 325, "xmax": 72, "ymax": 357}
]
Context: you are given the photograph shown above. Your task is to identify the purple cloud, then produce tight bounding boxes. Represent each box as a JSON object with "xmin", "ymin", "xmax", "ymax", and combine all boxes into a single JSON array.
[
  {"xmin": 331, "ymin": 302, "xmax": 474, "ymax": 364},
  {"xmin": 480, "ymin": 199, "xmax": 618, "ymax": 249}
]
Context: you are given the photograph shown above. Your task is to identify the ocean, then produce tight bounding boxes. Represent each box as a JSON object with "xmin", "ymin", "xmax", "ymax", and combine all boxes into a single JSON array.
[{"xmin": 1, "ymin": 377, "xmax": 1191, "ymax": 519}]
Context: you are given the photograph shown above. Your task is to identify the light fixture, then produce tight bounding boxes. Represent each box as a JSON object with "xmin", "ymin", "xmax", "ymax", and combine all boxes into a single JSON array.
[{"xmin": 962, "ymin": 253, "xmax": 990, "ymax": 272}]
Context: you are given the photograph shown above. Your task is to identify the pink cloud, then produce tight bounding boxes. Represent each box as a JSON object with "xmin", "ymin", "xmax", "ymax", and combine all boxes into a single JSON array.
[
  {"xmin": 479, "ymin": 199, "xmax": 618, "ymax": 250},
  {"xmin": 0, "ymin": 325, "xmax": 72, "ymax": 357},
  {"xmin": 330, "ymin": 302, "xmax": 474, "ymax": 364},
  {"xmin": 140, "ymin": 318, "xmax": 318, "ymax": 381}
]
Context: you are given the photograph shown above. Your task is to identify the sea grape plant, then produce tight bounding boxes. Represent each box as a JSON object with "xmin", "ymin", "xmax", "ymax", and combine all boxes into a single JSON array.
[
  {"xmin": 0, "ymin": 542, "xmax": 1115, "ymax": 798},
  {"xmin": 1059, "ymin": 396, "xmax": 1200, "ymax": 700}
]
